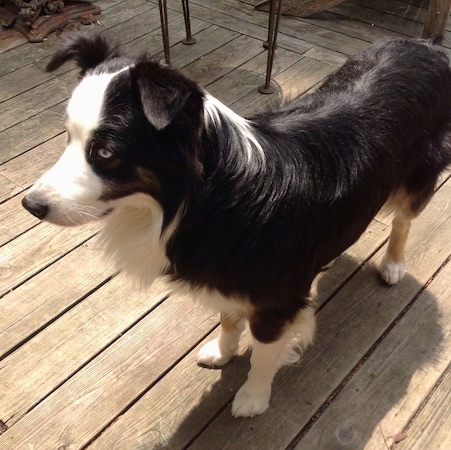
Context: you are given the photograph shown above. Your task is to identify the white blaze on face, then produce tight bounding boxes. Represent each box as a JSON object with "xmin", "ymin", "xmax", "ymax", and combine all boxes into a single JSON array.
[{"xmin": 27, "ymin": 70, "xmax": 124, "ymax": 226}]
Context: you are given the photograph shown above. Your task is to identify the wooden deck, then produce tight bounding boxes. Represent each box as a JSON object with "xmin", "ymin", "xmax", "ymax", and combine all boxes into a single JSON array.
[{"xmin": 1, "ymin": 0, "xmax": 450, "ymax": 448}]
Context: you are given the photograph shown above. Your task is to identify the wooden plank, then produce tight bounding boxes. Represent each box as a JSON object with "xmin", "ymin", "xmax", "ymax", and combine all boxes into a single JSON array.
[
  {"xmin": 0, "ymin": 133, "xmax": 66, "ymax": 189},
  {"xmin": 0, "ymin": 194, "xmax": 39, "ymax": 248},
  {"xmin": 34, "ymin": 2, "xmax": 164, "ymax": 73},
  {"xmin": 0, "ymin": 70, "xmax": 77, "ymax": 134},
  {"xmin": 0, "ymin": 29, "xmax": 27, "ymax": 54},
  {"xmin": 183, "ymin": 34, "xmax": 265, "ymax": 87},
  {"xmin": 0, "ymin": 274, "xmax": 170, "ymax": 427},
  {"xmin": 398, "ymin": 368, "xmax": 451, "ymax": 449},
  {"xmin": 0, "ymin": 221, "xmax": 100, "ymax": 297},
  {"xmin": 256, "ymin": 0, "xmax": 347, "ymax": 17},
  {"xmin": 187, "ymin": 179, "xmax": 450, "ymax": 449},
  {"xmin": 233, "ymin": 56, "xmax": 337, "ymax": 116},
  {"xmin": 296, "ymin": 259, "xmax": 451, "ymax": 449},
  {"xmin": 88, "ymin": 326, "xmax": 235, "ymax": 450},
  {"xmin": 0, "ymin": 0, "xmax": 156, "ymax": 77},
  {"xmin": 181, "ymin": 0, "xmax": 368, "ymax": 55},
  {"xmin": 342, "ymin": 0, "xmax": 451, "ymax": 41},
  {"xmin": 151, "ymin": 24, "xmax": 241, "ymax": 69},
  {"xmin": 207, "ymin": 47, "xmax": 306, "ymax": 107},
  {"xmin": 0, "ymin": 238, "xmax": 111, "ymax": 359},
  {"xmin": 0, "ymin": 64, "xmax": 54, "ymax": 104},
  {"xmin": 302, "ymin": 44, "xmax": 347, "ymax": 66},
  {"xmin": 167, "ymin": 0, "xmax": 314, "ymax": 53},
  {"xmin": 0, "ymin": 292, "xmax": 217, "ymax": 448},
  {"xmin": 0, "ymin": 102, "xmax": 66, "ymax": 165},
  {"xmin": 0, "ymin": 135, "xmax": 67, "ymax": 246},
  {"xmin": 0, "ymin": 174, "xmax": 20, "ymax": 201},
  {"xmin": 297, "ymin": 9, "xmax": 404, "ymax": 42},
  {"xmin": 73, "ymin": 220, "xmax": 389, "ymax": 450},
  {"xmin": 355, "ymin": 0, "xmax": 429, "ymax": 24}
]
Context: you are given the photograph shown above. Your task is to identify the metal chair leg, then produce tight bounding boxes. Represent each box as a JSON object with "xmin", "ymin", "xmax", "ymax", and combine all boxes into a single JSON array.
[
  {"xmin": 158, "ymin": 0, "xmax": 171, "ymax": 64},
  {"xmin": 259, "ymin": 0, "xmax": 282, "ymax": 94},
  {"xmin": 182, "ymin": 0, "xmax": 196, "ymax": 45}
]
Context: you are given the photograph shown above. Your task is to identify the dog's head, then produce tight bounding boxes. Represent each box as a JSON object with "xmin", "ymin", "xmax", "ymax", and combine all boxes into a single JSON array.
[{"xmin": 22, "ymin": 34, "xmax": 205, "ymax": 226}]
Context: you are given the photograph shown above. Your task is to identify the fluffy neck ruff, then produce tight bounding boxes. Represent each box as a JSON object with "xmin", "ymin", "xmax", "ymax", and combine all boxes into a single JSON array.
[{"xmin": 98, "ymin": 194, "xmax": 171, "ymax": 288}]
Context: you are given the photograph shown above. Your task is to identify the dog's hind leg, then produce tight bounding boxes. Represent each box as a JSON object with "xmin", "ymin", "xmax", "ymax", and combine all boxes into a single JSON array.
[
  {"xmin": 232, "ymin": 306, "xmax": 315, "ymax": 417},
  {"xmin": 380, "ymin": 214, "xmax": 412, "ymax": 285},
  {"xmin": 197, "ymin": 312, "xmax": 246, "ymax": 368},
  {"xmin": 380, "ymin": 182, "xmax": 435, "ymax": 285}
]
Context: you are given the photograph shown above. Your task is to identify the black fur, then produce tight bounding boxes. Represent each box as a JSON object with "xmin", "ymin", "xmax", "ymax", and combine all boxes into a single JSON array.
[{"xmin": 45, "ymin": 35, "xmax": 451, "ymax": 343}]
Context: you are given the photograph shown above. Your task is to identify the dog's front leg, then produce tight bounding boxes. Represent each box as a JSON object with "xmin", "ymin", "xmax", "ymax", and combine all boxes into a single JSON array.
[
  {"xmin": 231, "ymin": 337, "xmax": 289, "ymax": 418},
  {"xmin": 232, "ymin": 306, "xmax": 316, "ymax": 418},
  {"xmin": 197, "ymin": 312, "xmax": 245, "ymax": 367}
]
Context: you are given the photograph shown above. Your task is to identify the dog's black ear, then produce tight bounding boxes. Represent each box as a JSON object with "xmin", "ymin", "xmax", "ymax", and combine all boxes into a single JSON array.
[
  {"xmin": 46, "ymin": 34, "xmax": 122, "ymax": 75},
  {"xmin": 131, "ymin": 60, "xmax": 204, "ymax": 130}
]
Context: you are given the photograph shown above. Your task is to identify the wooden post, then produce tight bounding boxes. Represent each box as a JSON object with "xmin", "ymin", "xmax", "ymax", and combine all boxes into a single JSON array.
[{"xmin": 422, "ymin": 0, "xmax": 451, "ymax": 38}]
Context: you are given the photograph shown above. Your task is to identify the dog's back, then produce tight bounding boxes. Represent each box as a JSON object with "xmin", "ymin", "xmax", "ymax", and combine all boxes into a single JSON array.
[{"xmin": 247, "ymin": 38, "xmax": 451, "ymax": 272}]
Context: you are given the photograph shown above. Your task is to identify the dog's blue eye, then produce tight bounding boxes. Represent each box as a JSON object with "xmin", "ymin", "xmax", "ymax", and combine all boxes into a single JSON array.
[{"xmin": 98, "ymin": 149, "xmax": 113, "ymax": 159}]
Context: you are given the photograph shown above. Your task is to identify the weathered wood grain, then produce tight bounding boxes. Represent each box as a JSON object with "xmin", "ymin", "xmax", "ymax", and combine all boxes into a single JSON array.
[
  {"xmin": 0, "ymin": 194, "xmax": 39, "ymax": 248},
  {"xmin": 296, "ymin": 260, "xmax": 451, "ymax": 450},
  {"xmin": 207, "ymin": 46, "xmax": 305, "ymax": 107},
  {"xmin": 0, "ymin": 71, "xmax": 76, "ymax": 134},
  {"xmin": 0, "ymin": 64, "xmax": 54, "ymax": 104},
  {"xmin": 256, "ymin": 0, "xmax": 346, "ymax": 17},
  {"xmin": 302, "ymin": 44, "xmax": 347, "ymax": 66},
  {"xmin": 183, "ymin": 0, "xmax": 369, "ymax": 54},
  {"xmin": 0, "ymin": 273, "xmax": 170, "ymax": 427},
  {"xmin": 233, "ymin": 55, "xmax": 337, "ymax": 116},
  {"xmin": 398, "ymin": 365, "xmax": 451, "ymax": 449},
  {"xmin": 0, "ymin": 133, "xmax": 66, "ymax": 190},
  {"xmin": 0, "ymin": 174, "xmax": 20, "ymax": 201},
  {"xmin": 0, "ymin": 292, "xmax": 216, "ymax": 448},
  {"xmin": 183, "ymin": 34, "xmax": 265, "ymax": 87},
  {"xmin": 0, "ymin": 238, "xmax": 110, "ymax": 358},
  {"xmin": 0, "ymin": 102, "xmax": 67, "ymax": 165},
  {"xmin": 0, "ymin": 0, "xmax": 156, "ymax": 77},
  {"xmin": 342, "ymin": 0, "xmax": 451, "ymax": 43},
  {"xmin": 167, "ymin": 0, "xmax": 315, "ymax": 54},
  {"xmin": 0, "ymin": 221, "xmax": 100, "ymax": 297},
  {"xmin": 152, "ymin": 24, "xmax": 240, "ymax": 69}
]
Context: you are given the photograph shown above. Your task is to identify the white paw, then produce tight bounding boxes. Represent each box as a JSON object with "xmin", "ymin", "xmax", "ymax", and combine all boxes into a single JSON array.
[
  {"xmin": 197, "ymin": 339, "xmax": 235, "ymax": 368},
  {"xmin": 231, "ymin": 381, "xmax": 271, "ymax": 418},
  {"xmin": 380, "ymin": 257, "xmax": 406, "ymax": 285}
]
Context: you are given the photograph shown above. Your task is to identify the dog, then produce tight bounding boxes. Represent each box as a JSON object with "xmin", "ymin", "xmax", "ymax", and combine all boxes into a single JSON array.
[{"xmin": 22, "ymin": 34, "xmax": 451, "ymax": 417}]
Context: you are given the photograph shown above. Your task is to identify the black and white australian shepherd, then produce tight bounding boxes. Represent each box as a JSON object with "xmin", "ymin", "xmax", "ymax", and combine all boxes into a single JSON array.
[{"xmin": 23, "ymin": 34, "xmax": 451, "ymax": 417}]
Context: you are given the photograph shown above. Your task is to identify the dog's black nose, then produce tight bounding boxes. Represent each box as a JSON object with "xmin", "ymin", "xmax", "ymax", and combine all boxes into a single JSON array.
[{"xmin": 22, "ymin": 196, "xmax": 49, "ymax": 220}]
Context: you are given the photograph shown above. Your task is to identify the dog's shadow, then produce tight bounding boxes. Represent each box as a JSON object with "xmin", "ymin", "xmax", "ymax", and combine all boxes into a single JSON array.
[{"xmin": 152, "ymin": 254, "xmax": 444, "ymax": 449}]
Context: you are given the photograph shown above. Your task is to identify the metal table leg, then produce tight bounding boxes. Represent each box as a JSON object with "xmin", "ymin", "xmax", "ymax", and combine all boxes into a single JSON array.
[
  {"xmin": 259, "ymin": 0, "xmax": 282, "ymax": 94},
  {"xmin": 182, "ymin": 0, "xmax": 197, "ymax": 45},
  {"xmin": 159, "ymin": 0, "xmax": 171, "ymax": 64},
  {"xmin": 159, "ymin": 0, "xmax": 196, "ymax": 66}
]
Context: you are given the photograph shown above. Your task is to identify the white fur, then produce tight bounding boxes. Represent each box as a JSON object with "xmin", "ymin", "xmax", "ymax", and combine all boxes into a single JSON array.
[
  {"xmin": 27, "ymin": 69, "xmax": 129, "ymax": 226},
  {"xmin": 196, "ymin": 318, "xmax": 245, "ymax": 367},
  {"xmin": 203, "ymin": 93, "xmax": 266, "ymax": 166},
  {"xmin": 231, "ymin": 306, "xmax": 315, "ymax": 417},
  {"xmin": 27, "ymin": 140, "xmax": 104, "ymax": 226},
  {"xmin": 98, "ymin": 193, "xmax": 172, "ymax": 288},
  {"xmin": 379, "ymin": 256, "xmax": 406, "ymax": 285}
]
